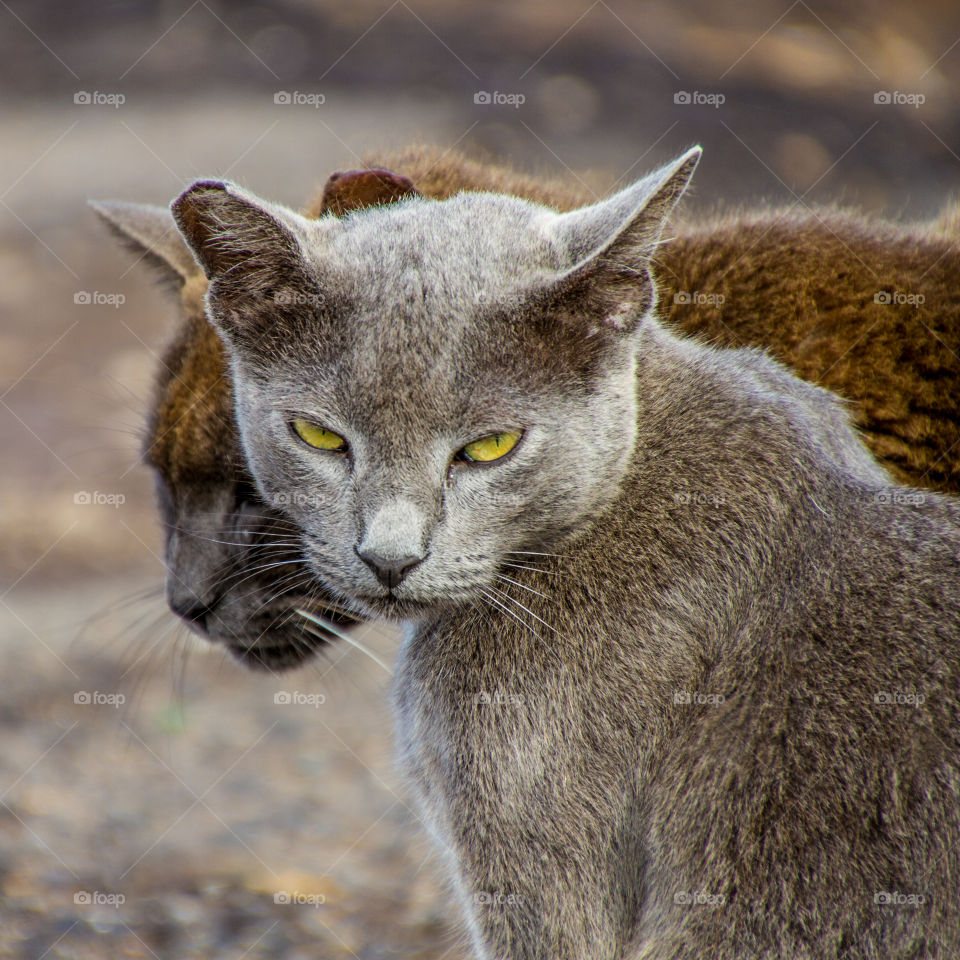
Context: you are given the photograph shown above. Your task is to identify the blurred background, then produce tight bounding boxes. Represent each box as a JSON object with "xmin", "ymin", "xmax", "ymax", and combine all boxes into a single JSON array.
[{"xmin": 1, "ymin": 0, "xmax": 957, "ymax": 956}]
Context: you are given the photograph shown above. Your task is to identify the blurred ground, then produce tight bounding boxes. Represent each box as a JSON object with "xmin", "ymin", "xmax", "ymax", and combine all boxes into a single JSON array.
[
  {"xmin": 0, "ymin": 581, "xmax": 466, "ymax": 959},
  {"xmin": 0, "ymin": 0, "xmax": 958, "ymax": 956}
]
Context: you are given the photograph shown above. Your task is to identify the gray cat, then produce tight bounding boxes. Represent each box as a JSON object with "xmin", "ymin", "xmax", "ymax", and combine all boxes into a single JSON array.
[{"xmin": 171, "ymin": 149, "xmax": 960, "ymax": 959}]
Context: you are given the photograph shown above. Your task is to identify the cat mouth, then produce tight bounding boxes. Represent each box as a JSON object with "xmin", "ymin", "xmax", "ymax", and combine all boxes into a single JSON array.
[
  {"xmin": 351, "ymin": 591, "xmax": 456, "ymax": 622},
  {"xmin": 188, "ymin": 598, "xmax": 360, "ymax": 671}
]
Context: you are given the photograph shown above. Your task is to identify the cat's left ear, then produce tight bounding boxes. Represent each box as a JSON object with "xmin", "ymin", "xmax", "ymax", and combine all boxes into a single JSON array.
[
  {"xmin": 171, "ymin": 180, "xmax": 337, "ymax": 344},
  {"xmin": 171, "ymin": 180, "xmax": 311, "ymax": 286},
  {"xmin": 546, "ymin": 146, "xmax": 701, "ymax": 332}
]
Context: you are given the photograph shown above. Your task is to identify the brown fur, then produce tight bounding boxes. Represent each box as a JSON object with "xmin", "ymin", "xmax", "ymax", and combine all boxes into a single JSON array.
[{"xmin": 146, "ymin": 275, "xmax": 236, "ymax": 486}]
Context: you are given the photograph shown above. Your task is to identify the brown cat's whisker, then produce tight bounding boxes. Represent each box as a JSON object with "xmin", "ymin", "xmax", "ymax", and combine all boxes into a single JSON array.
[{"xmin": 296, "ymin": 608, "xmax": 391, "ymax": 674}]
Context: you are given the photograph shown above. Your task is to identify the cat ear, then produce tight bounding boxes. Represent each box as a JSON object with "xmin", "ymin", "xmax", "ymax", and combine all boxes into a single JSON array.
[
  {"xmin": 545, "ymin": 147, "xmax": 701, "ymax": 332},
  {"xmin": 171, "ymin": 180, "xmax": 310, "ymax": 286},
  {"xmin": 307, "ymin": 168, "xmax": 421, "ymax": 218},
  {"xmin": 89, "ymin": 200, "xmax": 199, "ymax": 289}
]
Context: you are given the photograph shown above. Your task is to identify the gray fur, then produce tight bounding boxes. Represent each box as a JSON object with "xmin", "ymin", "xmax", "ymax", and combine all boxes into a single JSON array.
[{"xmin": 172, "ymin": 149, "xmax": 960, "ymax": 958}]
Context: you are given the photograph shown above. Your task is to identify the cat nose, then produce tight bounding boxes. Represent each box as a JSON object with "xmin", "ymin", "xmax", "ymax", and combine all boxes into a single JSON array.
[
  {"xmin": 167, "ymin": 588, "xmax": 214, "ymax": 635},
  {"xmin": 355, "ymin": 547, "xmax": 423, "ymax": 590}
]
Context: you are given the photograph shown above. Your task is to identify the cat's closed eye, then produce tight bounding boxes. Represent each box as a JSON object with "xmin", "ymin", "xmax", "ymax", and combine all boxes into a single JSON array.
[
  {"xmin": 290, "ymin": 417, "xmax": 349, "ymax": 452},
  {"xmin": 454, "ymin": 431, "xmax": 522, "ymax": 464}
]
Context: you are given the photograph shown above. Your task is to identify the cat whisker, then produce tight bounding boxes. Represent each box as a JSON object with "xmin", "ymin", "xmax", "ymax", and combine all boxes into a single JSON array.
[
  {"xmin": 507, "ymin": 550, "xmax": 566, "ymax": 559},
  {"xmin": 479, "ymin": 587, "xmax": 544, "ymax": 642},
  {"xmin": 494, "ymin": 574, "xmax": 551, "ymax": 601},
  {"xmin": 296, "ymin": 608, "xmax": 391, "ymax": 674},
  {"xmin": 488, "ymin": 584, "xmax": 558, "ymax": 636},
  {"xmin": 499, "ymin": 561, "xmax": 565, "ymax": 578}
]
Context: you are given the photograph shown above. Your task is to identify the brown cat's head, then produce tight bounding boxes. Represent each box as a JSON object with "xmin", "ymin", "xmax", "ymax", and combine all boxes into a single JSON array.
[{"xmin": 89, "ymin": 169, "xmax": 422, "ymax": 670}]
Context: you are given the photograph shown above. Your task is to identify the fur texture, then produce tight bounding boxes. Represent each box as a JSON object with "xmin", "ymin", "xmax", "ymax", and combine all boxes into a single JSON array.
[{"xmin": 171, "ymin": 152, "xmax": 960, "ymax": 958}]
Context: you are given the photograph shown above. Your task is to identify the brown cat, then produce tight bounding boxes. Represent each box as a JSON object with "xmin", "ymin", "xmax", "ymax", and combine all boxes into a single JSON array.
[{"xmin": 94, "ymin": 145, "xmax": 959, "ymax": 671}]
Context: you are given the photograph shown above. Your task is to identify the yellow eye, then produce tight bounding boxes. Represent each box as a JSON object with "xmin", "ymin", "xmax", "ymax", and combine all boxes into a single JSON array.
[
  {"xmin": 458, "ymin": 431, "xmax": 521, "ymax": 463},
  {"xmin": 291, "ymin": 418, "xmax": 347, "ymax": 451}
]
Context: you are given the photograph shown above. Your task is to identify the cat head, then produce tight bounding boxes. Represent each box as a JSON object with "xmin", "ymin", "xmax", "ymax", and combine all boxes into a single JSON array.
[
  {"xmin": 172, "ymin": 148, "xmax": 700, "ymax": 621},
  {"xmin": 91, "ymin": 188, "xmax": 397, "ymax": 669}
]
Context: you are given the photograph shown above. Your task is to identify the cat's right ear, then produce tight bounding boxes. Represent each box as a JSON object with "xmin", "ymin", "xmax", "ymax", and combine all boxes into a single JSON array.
[{"xmin": 89, "ymin": 201, "xmax": 199, "ymax": 290}]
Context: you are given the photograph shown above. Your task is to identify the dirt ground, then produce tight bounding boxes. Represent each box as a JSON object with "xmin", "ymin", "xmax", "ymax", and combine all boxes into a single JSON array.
[
  {"xmin": 0, "ymin": 579, "xmax": 469, "ymax": 959},
  {"xmin": 1, "ymin": 0, "xmax": 958, "ymax": 956}
]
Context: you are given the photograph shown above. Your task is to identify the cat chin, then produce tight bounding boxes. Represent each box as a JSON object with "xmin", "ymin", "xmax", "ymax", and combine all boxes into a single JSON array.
[
  {"xmin": 225, "ymin": 639, "xmax": 321, "ymax": 672},
  {"xmin": 350, "ymin": 592, "xmax": 467, "ymax": 623},
  {"xmin": 199, "ymin": 600, "xmax": 358, "ymax": 672}
]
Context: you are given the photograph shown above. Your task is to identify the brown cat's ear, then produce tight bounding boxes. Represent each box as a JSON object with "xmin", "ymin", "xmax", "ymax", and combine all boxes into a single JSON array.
[
  {"xmin": 89, "ymin": 200, "xmax": 199, "ymax": 290},
  {"xmin": 545, "ymin": 147, "xmax": 701, "ymax": 332},
  {"xmin": 309, "ymin": 168, "xmax": 421, "ymax": 218},
  {"xmin": 171, "ymin": 180, "xmax": 307, "ymax": 284}
]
